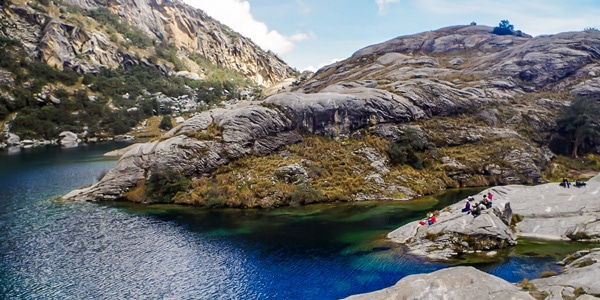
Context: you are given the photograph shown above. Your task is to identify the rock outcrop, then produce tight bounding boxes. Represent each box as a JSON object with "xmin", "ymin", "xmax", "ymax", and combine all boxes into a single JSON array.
[
  {"xmin": 495, "ymin": 174, "xmax": 600, "ymax": 241},
  {"xmin": 344, "ymin": 266, "xmax": 534, "ymax": 300},
  {"xmin": 63, "ymin": 102, "xmax": 301, "ymax": 201},
  {"xmin": 345, "ymin": 249, "xmax": 600, "ymax": 300},
  {"xmin": 388, "ymin": 201, "xmax": 516, "ymax": 260},
  {"xmin": 531, "ymin": 249, "xmax": 600, "ymax": 298},
  {"xmin": 58, "ymin": 131, "xmax": 78, "ymax": 147},
  {"xmin": 387, "ymin": 173, "xmax": 600, "ymax": 260},
  {"xmin": 63, "ymin": 25, "xmax": 600, "ymax": 206}
]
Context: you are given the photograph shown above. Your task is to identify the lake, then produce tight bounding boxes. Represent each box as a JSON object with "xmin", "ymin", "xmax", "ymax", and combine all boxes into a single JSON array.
[{"xmin": 0, "ymin": 143, "xmax": 590, "ymax": 299}]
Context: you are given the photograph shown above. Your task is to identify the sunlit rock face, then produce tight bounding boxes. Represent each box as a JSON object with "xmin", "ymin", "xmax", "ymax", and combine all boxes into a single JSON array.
[
  {"xmin": 3, "ymin": 0, "xmax": 294, "ymax": 87},
  {"xmin": 344, "ymin": 266, "xmax": 534, "ymax": 300}
]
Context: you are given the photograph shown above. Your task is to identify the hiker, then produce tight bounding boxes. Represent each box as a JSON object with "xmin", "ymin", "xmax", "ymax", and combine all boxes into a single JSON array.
[
  {"xmin": 427, "ymin": 214, "xmax": 437, "ymax": 225},
  {"xmin": 471, "ymin": 202, "xmax": 481, "ymax": 217},
  {"xmin": 482, "ymin": 197, "xmax": 492, "ymax": 209},
  {"xmin": 487, "ymin": 191, "xmax": 493, "ymax": 201},
  {"xmin": 467, "ymin": 195, "xmax": 474, "ymax": 202},
  {"xmin": 461, "ymin": 200, "xmax": 471, "ymax": 213},
  {"xmin": 419, "ymin": 213, "xmax": 433, "ymax": 225},
  {"xmin": 561, "ymin": 177, "xmax": 570, "ymax": 188},
  {"xmin": 575, "ymin": 179, "xmax": 587, "ymax": 188}
]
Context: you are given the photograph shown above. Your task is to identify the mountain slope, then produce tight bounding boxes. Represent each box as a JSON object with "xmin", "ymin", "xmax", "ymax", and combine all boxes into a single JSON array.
[
  {"xmin": 2, "ymin": 0, "xmax": 294, "ymax": 86},
  {"xmin": 0, "ymin": 0, "xmax": 297, "ymax": 143},
  {"xmin": 64, "ymin": 25, "xmax": 600, "ymax": 207}
]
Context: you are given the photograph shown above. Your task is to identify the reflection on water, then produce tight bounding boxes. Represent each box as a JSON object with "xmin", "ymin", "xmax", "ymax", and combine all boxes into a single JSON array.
[{"xmin": 1, "ymin": 143, "xmax": 597, "ymax": 299}]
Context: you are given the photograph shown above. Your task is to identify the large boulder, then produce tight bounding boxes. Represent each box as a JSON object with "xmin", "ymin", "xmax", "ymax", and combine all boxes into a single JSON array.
[
  {"xmin": 530, "ymin": 249, "xmax": 600, "ymax": 299},
  {"xmin": 494, "ymin": 174, "xmax": 600, "ymax": 240},
  {"xmin": 344, "ymin": 266, "xmax": 534, "ymax": 300},
  {"xmin": 5, "ymin": 133, "xmax": 20, "ymax": 146},
  {"xmin": 58, "ymin": 131, "xmax": 78, "ymax": 148},
  {"xmin": 388, "ymin": 199, "xmax": 516, "ymax": 260}
]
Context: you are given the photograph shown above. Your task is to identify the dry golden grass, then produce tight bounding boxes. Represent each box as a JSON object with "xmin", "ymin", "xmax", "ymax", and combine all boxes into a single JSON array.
[
  {"xmin": 185, "ymin": 122, "xmax": 224, "ymax": 140},
  {"xmin": 124, "ymin": 180, "xmax": 148, "ymax": 203},
  {"xmin": 177, "ymin": 133, "xmax": 463, "ymax": 207},
  {"xmin": 129, "ymin": 116, "xmax": 165, "ymax": 140}
]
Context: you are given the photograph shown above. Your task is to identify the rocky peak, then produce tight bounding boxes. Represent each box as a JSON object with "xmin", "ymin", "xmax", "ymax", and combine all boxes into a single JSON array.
[{"xmin": 352, "ymin": 25, "xmax": 532, "ymax": 58}]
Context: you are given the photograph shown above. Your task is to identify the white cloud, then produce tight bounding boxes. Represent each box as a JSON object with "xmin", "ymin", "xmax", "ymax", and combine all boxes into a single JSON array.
[
  {"xmin": 303, "ymin": 58, "xmax": 344, "ymax": 73},
  {"xmin": 375, "ymin": 0, "xmax": 400, "ymax": 15},
  {"xmin": 290, "ymin": 32, "xmax": 314, "ymax": 42},
  {"xmin": 183, "ymin": 0, "xmax": 310, "ymax": 55}
]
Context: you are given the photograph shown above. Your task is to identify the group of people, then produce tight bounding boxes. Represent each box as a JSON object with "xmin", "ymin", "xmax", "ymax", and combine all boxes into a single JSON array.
[
  {"xmin": 561, "ymin": 177, "xmax": 588, "ymax": 188},
  {"xmin": 420, "ymin": 191, "xmax": 494, "ymax": 226},
  {"xmin": 461, "ymin": 192, "xmax": 493, "ymax": 217}
]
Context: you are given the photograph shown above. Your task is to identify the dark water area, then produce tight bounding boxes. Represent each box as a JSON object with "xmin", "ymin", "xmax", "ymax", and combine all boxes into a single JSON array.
[{"xmin": 0, "ymin": 143, "xmax": 594, "ymax": 299}]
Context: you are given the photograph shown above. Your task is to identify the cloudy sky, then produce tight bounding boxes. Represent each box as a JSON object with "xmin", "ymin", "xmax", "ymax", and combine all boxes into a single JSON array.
[{"xmin": 182, "ymin": 0, "xmax": 600, "ymax": 72}]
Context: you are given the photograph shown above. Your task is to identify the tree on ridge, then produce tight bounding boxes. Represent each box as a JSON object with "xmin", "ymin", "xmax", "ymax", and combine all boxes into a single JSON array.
[{"xmin": 556, "ymin": 97, "xmax": 600, "ymax": 158}]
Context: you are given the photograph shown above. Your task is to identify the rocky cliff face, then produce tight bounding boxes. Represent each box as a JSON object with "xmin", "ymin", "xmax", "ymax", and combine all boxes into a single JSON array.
[
  {"xmin": 63, "ymin": 25, "xmax": 600, "ymax": 206},
  {"xmin": 0, "ymin": 0, "xmax": 294, "ymax": 86}
]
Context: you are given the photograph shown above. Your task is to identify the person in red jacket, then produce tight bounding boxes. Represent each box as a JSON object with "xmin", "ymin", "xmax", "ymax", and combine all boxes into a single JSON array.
[{"xmin": 427, "ymin": 214, "xmax": 437, "ymax": 225}]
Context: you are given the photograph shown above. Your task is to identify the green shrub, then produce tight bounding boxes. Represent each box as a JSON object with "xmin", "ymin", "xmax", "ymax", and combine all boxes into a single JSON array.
[
  {"xmin": 493, "ymin": 20, "xmax": 514, "ymax": 35},
  {"xmin": 145, "ymin": 167, "xmax": 191, "ymax": 203},
  {"xmin": 158, "ymin": 115, "xmax": 173, "ymax": 130},
  {"xmin": 510, "ymin": 213, "xmax": 524, "ymax": 226},
  {"xmin": 291, "ymin": 184, "xmax": 324, "ymax": 205},
  {"xmin": 386, "ymin": 129, "xmax": 426, "ymax": 169}
]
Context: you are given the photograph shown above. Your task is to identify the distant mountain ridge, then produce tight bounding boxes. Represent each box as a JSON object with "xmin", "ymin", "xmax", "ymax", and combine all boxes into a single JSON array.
[{"xmin": 1, "ymin": 0, "xmax": 294, "ymax": 86}]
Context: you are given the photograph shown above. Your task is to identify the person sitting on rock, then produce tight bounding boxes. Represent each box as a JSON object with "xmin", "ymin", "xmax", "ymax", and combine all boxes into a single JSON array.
[
  {"xmin": 575, "ymin": 178, "xmax": 587, "ymax": 188},
  {"xmin": 427, "ymin": 214, "xmax": 437, "ymax": 225},
  {"xmin": 482, "ymin": 197, "xmax": 492, "ymax": 209},
  {"xmin": 471, "ymin": 202, "xmax": 481, "ymax": 217},
  {"xmin": 467, "ymin": 195, "xmax": 475, "ymax": 202},
  {"xmin": 561, "ymin": 177, "xmax": 570, "ymax": 188},
  {"xmin": 461, "ymin": 200, "xmax": 471, "ymax": 213},
  {"xmin": 479, "ymin": 202, "xmax": 487, "ymax": 210},
  {"xmin": 487, "ymin": 191, "xmax": 493, "ymax": 201},
  {"xmin": 420, "ymin": 213, "xmax": 432, "ymax": 225}
]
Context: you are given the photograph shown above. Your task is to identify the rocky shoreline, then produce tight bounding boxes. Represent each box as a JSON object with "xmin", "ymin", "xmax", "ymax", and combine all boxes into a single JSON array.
[
  {"xmin": 1, "ymin": 131, "xmax": 136, "ymax": 151},
  {"xmin": 345, "ymin": 248, "xmax": 600, "ymax": 299},
  {"xmin": 387, "ymin": 173, "xmax": 600, "ymax": 261},
  {"xmin": 349, "ymin": 173, "xmax": 600, "ymax": 299}
]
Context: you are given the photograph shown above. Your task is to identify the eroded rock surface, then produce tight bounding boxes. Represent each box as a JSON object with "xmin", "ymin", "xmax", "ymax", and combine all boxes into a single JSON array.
[
  {"xmin": 495, "ymin": 174, "xmax": 600, "ymax": 241},
  {"xmin": 61, "ymin": 24, "xmax": 600, "ymax": 205},
  {"xmin": 344, "ymin": 266, "xmax": 534, "ymax": 300},
  {"xmin": 388, "ymin": 201, "xmax": 516, "ymax": 260},
  {"xmin": 531, "ymin": 249, "xmax": 600, "ymax": 298}
]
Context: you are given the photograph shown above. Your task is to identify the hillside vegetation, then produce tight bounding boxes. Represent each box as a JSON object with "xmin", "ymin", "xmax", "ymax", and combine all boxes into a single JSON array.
[{"xmin": 0, "ymin": 0, "xmax": 295, "ymax": 143}]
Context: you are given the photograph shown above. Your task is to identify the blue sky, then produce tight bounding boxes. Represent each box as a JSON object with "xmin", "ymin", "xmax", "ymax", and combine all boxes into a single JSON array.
[{"xmin": 183, "ymin": 0, "xmax": 600, "ymax": 72}]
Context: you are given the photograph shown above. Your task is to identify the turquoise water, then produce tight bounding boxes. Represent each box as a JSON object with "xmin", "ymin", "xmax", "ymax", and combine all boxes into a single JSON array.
[{"xmin": 0, "ymin": 144, "xmax": 585, "ymax": 299}]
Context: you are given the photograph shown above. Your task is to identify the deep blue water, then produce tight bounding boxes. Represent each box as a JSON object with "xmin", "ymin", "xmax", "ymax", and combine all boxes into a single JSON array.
[{"xmin": 0, "ymin": 143, "xmax": 586, "ymax": 299}]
